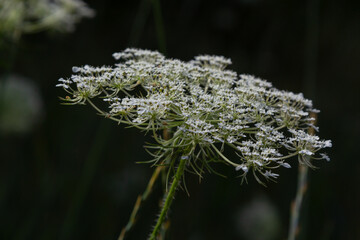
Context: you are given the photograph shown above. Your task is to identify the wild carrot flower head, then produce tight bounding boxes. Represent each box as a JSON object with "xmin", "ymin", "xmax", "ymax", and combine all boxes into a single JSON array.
[{"xmin": 57, "ymin": 48, "xmax": 331, "ymax": 185}]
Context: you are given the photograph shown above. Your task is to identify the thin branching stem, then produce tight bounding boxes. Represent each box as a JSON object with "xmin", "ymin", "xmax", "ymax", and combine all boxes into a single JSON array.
[{"xmin": 118, "ymin": 166, "xmax": 164, "ymax": 240}]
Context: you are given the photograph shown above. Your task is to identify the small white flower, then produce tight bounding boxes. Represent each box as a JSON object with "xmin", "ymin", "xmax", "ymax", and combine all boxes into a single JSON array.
[
  {"xmin": 280, "ymin": 162, "xmax": 291, "ymax": 168},
  {"xmin": 236, "ymin": 165, "xmax": 249, "ymax": 173},
  {"xmin": 299, "ymin": 149, "xmax": 314, "ymax": 156},
  {"xmin": 320, "ymin": 153, "xmax": 330, "ymax": 162},
  {"xmin": 56, "ymin": 83, "xmax": 69, "ymax": 89},
  {"xmin": 264, "ymin": 170, "xmax": 279, "ymax": 179}
]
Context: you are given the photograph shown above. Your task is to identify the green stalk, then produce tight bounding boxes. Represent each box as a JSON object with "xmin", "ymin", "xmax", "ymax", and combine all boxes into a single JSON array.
[
  {"xmin": 288, "ymin": 163, "xmax": 308, "ymax": 240},
  {"xmin": 60, "ymin": 120, "xmax": 111, "ymax": 239},
  {"xmin": 288, "ymin": 0, "xmax": 320, "ymax": 237},
  {"xmin": 288, "ymin": 113, "xmax": 317, "ymax": 240},
  {"xmin": 118, "ymin": 166, "xmax": 164, "ymax": 240},
  {"xmin": 128, "ymin": 0, "xmax": 152, "ymax": 46},
  {"xmin": 149, "ymin": 158, "xmax": 187, "ymax": 240},
  {"xmin": 151, "ymin": 0, "xmax": 167, "ymax": 54}
]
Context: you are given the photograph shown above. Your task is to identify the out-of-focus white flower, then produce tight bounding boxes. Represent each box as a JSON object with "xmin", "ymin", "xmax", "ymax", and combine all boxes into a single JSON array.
[
  {"xmin": 0, "ymin": 74, "xmax": 44, "ymax": 134},
  {"xmin": 235, "ymin": 195, "xmax": 281, "ymax": 240},
  {"xmin": 0, "ymin": 0, "xmax": 95, "ymax": 40}
]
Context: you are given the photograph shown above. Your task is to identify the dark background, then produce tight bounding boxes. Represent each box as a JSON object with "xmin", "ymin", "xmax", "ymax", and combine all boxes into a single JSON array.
[{"xmin": 1, "ymin": 0, "xmax": 359, "ymax": 239}]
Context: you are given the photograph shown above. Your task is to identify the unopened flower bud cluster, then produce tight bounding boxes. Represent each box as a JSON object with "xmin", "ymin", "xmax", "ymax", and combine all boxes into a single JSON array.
[{"xmin": 57, "ymin": 48, "xmax": 331, "ymax": 184}]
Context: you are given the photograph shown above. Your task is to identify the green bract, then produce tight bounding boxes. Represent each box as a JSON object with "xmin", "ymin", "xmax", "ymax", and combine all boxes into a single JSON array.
[{"xmin": 57, "ymin": 48, "xmax": 331, "ymax": 185}]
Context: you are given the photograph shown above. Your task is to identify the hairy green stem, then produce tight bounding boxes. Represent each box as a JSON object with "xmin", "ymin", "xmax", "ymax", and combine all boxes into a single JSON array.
[{"xmin": 149, "ymin": 158, "xmax": 186, "ymax": 240}]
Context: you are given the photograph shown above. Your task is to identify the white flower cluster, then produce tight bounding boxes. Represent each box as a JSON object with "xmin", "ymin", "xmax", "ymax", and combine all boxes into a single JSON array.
[{"xmin": 58, "ymin": 48, "xmax": 331, "ymax": 184}]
